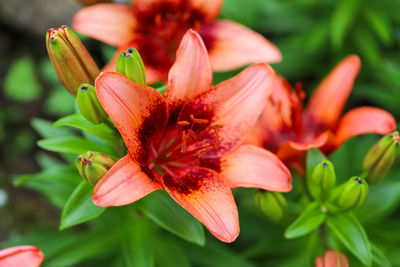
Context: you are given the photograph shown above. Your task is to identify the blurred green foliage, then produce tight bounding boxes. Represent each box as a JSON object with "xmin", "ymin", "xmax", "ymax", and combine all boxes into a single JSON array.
[{"xmin": 1, "ymin": 0, "xmax": 400, "ymax": 266}]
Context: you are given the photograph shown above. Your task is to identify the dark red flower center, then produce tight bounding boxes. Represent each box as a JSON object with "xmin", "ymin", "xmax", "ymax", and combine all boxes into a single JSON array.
[{"xmin": 147, "ymin": 114, "xmax": 223, "ymax": 178}]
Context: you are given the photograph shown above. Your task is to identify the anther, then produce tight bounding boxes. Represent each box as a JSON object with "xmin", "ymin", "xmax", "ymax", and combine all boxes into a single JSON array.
[
  {"xmin": 195, "ymin": 145, "xmax": 214, "ymax": 156},
  {"xmin": 295, "ymin": 81, "xmax": 306, "ymax": 100},
  {"xmin": 177, "ymin": 120, "xmax": 190, "ymax": 127},
  {"xmin": 155, "ymin": 14, "xmax": 162, "ymax": 26},
  {"xmin": 190, "ymin": 114, "xmax": 209, "ymax": 124}
]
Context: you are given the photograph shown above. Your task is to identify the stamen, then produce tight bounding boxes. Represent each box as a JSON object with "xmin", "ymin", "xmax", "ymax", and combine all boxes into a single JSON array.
[
  {"xmin": 155, "ymin": 14, "xmax": 162, "ymax": 26},
  {"xmin": 181, "ymin": 130, "xmax": 187, "ymax": 152},
  {"xmin": 190, "ymin": 114, "xmax": 209, "ymax": 124},
  {"xmin": 195, "ymin": 145, "xmax": 215, "ymax": 156},
  {"xmin": 214, "ymin": 129, "xmax": 220, "ymax": 149},
  {"xmin": 295, "ymin": 81, "xmax": 306, "ymax": 100},
  {"xmin": 177, "ymin": 120, "xmax": 190, "ymax": 127}
]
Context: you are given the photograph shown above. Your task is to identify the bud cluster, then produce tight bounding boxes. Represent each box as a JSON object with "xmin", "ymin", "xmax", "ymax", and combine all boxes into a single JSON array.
[{"xmin": 75, "ymin": 151, "xmax": 116, "ymax": 185}]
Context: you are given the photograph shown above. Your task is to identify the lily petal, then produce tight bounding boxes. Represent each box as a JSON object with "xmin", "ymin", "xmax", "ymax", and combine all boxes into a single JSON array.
[
  {"xmin": 305, "ymin": 55, "xmax": 361, "ymax": 129},
  {"xmin": 164, "ymin": 29, "xmax": 212, "ymax": 114},
  {"xmin": 189, "ymin": 0, "xmax": 223, "ymax": 22},
  {"xmin": 202, "ymin": 20, "xmax": 282, "ymax": 71},
  {"xmin": 72, "ymin": 4, "xmax": 136, "ymax": 47},
  {"xmin": 180, "ymin": 63, "xmax": 275, "ymax": 158},
  {"xmin": 96, "ymin": 72, "xmax": 168, "ymax": 163},
  {"xmin": 246, "ymin": 75, "xmax": 302, "ymax": 152},
  {"xmin": 93, "ymin": 155, "xmax": 162, "ymax": 207},
  {"xmin": 0, "ymin": 246, "xmax": 44, "ymax": 267},
  {"xmin": 335, "ymin": 106, "xmax": 396, "ymax": 147},
  {"xmin": 221, "ymin": 145, "xmax": 292, "ymax": 192},
  {"xmin": 277, "ymin": 130, "xmax": 333, "ymax": 163},
  {"xmin": 162, "ymin": 167, "xmax": 239, "ymax": 243}
]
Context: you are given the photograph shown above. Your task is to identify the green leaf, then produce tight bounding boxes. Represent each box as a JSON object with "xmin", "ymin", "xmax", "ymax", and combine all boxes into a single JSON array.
[
  {"xmin": 284, "ymin": 202, "xmax": 326, "ymax": 239},
  {"xmin": 54, "ymin": 113, "xmax": 118, "ymax": 141},
  {"xmin": 330, "ymin": 0, "xmax": 360, "ymax": 48},
  {"xmin": 121, "ymin": 218, "xmax": 154, "ymax": 267},
  {"xmin": 363, "ymin": 6, "xmax": 392, "ymax": 44},
  {"xmin": 306, "ymin": 148, "xmax": 327, "ymax": 179},
  {"xmin": 153, "ymin": 237, "xmax": 190, "ymax": 267},
  {"xmin": 38, "ymin": 136, "xmax": 114, "ymax": 155},
  {"xmin": 327, "ymin": 213, "xmax": 372, "ymax": 266},
  {"xmin": 14, "ymin": 166, "xmax": 81, "ymax": 208},
  {"xmin": 371, "ymin": 243, "xmax": 392, "ymax": 267},
  {"xmin": 60, "ymin": 181, "xmax": 105, "ymax": 230},
  {"xmin": 136, "ymin": 190, "xmax": 205, "ymax": 246},
  {"xmin": 31, "ymin": 118, "xmax": 76, "ymax": 139},
  {"xmin": 4, "ymin": 55, "xmax": 41, "ymax": 102}
]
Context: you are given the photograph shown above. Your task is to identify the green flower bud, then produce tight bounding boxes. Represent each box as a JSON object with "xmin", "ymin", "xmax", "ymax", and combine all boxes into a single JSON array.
[
  {"xmin": 116, "ymin": 48, "xmax": 146, "ymax": 85},
  {"xmin": 362, "ymin": 131, "xmax": 400, "ymax": 183},
  {"xmin": 308, "ymin": 160, "xmax": 336, "ymax": 201},
  {"xmin": 337, "ymin": 176, "xmax": 369, "ymax": 210},
  {"xmin": 46, "ymin": 25, "xmax": 99, "ymax": 95},
  {"xmin": 75, "ymin": 151, "xmax": 116, "ymax": 185},
  {"xmin": 254, "ymin": 190, "xmax": 287, "ymax": 221},
  {"xmin": 77, "ymin": 83, "xmax": 108, "ymax": 124}
]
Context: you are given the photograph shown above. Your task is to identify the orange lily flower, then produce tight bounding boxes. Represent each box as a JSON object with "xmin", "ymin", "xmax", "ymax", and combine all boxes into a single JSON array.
[
  {"xmin": 0, "ymin": 246, "xmax": 44, "ymax": 267},
  {"xmin": 93, "ymin": 30, "xmax": 292, "ymax": 243},
  {"xmin": 315, "ymin": 250, "xmax": 349, "ymax": 267},
  {"xmin": 248, "ymin": 55, "xmax": 396, "ymax": 173},
  {"xmin": 72, "ymin": 0, "xmax": 281, "ymax": 83}
]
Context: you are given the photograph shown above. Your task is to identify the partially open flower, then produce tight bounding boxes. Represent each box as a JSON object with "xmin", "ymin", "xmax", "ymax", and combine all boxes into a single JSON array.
[
  {"xmin": 0, "ymin": 245, "xmax": 44, "ymax": 267},
  {"xmin": 248, "ymin": 55, "xmax": 396, "ymax": 174},
  {"xmin": 72, "ymin": 0, "xmax": 281, "ymax": 83},
  {"xmin": 92, "ymin": 30, "xmax": 292, "ymax": 243},
  {"xmin": 315, "ymin": 250, "xmax": 348, "ymax": 267},
  {"xmin": 76, "ymin": 151, "xmax": 116, "ymax": 185},
  {"xmin": 46, "ymin": 25, "xmax": 99, "ymax": 95}
]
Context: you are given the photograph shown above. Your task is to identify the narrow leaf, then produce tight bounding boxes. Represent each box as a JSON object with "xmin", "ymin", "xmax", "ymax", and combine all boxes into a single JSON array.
[
  {"xmin": 54, "ymin": 113, "xmax": 118, "ymax": 141},
  {"xmin": 284, "ymin": 202, "xmax": 326, "ymax": 239},
  {"xmin": 327, "ymin": 213, "xmax": 372, "ymax": 265},
  {"xmin": 60, "ymin": 181, "xmax": 105, "ymax": 230},
  {"xmin": 136, "ymin": 190, "xmax": 205, "ymax": 246},
  {"xmin": 38, "ymin": 136, "xmax": 114, "ymax": 155}
]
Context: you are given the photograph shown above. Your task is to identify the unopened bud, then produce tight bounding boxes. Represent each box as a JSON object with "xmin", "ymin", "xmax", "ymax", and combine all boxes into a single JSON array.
[
  {"xmin": 362, "ymin": 131, "xmax": 400, "ymax": 183},
  {"xmin": 308, "ymin": 160, "xmax": 336, "ymax": 201},
  {"xmin": 46, "ymin": 25, "xmax": 99, "ymax": 95},
  {"xmin": 254, "ymin": 190, "xmax": 287, "ymax": 221},
  {"xmin": 77, "ymin": 83, "xmax": 108, "ymax": 124},
  {"xmin": 75, "ymin": 151, "xmax": 116, "ymax": 185},
  {"xmin": 337, "ymin": 176, "xmax": 369, "ymax": 210},
  {"xmin": 315, "ymin": 250, "xmax": 349, "ymax": 267},
  {"xmin": 116, "ymin": 48, "xmax": 146, "ymax": 85}
]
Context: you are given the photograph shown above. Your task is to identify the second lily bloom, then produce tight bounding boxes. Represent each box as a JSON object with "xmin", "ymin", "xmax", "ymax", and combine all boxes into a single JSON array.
[
  {"xmin": 248, "ymin": 55, "xmax": 396, "ymax": 172},
  {"xmin": 93, "ymin": 30, "xmax": 292, "ymax": 243},
  {"xmin": 72, "ymin": 0, "xmax": 281, "ymax": 83}
]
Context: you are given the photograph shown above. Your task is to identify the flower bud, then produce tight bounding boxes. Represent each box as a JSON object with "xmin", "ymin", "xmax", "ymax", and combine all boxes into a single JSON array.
[
  {"xmin": 315, "ymin": 250, "xmax": 349, "ymax": 267},
  {"xmin": 308, "ymin": 160, "xmax": 336, "ymax": 201},
  {"xmin": 254, "ymin": 190, "xmax": 287, "ymax": 221},
  {"xmin": 77, "ymin": 83, "xmax": 109, "ymax": 124},
  {"xmin": 46, "ymin": 25, "xmax": 99, "ymax": 95},
  {"xmin": 75, "ymin": 151, "xmax": 116, "ymax": 185},
  {"xmin": 116, "ymin": 48, "xmax": 146, "ymax": 85},
  {"xmin": 362, "ymin": 131, "xmax": 400, "ymax": 183},
  {"xmin": 337, "ymin": 176, "xmax": 369, "ymax": 210}
]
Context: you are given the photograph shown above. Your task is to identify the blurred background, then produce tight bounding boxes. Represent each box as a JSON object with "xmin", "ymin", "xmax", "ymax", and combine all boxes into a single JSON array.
[{"xmin": 1, "ymin": 0, "xmax": 400, "ymax": 265}]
